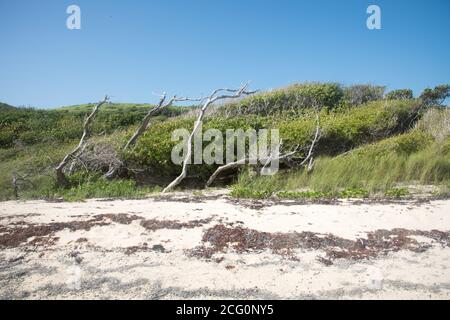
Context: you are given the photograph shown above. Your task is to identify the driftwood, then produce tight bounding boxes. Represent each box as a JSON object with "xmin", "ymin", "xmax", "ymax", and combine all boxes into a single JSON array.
[
  {"xmin": 163, "ymin": 83, "xmax": 257, "ymax": 193},
  {"xmin": 205, "ymin": 115, "xmax": 321, "ymax": 187},
  {"xmin": 55, "ymin": 95, "xmax": 109, "ymax": 187}
]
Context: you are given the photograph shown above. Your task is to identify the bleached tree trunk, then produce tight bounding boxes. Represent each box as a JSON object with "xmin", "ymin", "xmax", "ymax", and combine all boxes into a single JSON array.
[
  {"xmin": 124, "ymin": 94, "xmax": 203, "ymax": 150},
  {"xmin": 163, "ymin": 83, "xmax": 256, "ymax": 193},
  {"xmin": 124, "ymin": 94, "xmax": 165, "ymax": 150},
  {"xmin": 12, "ymin": 172, "xmax": 18, "ymax": 199},
  {"xmin": 55, "ymin": 95, "xmax": 109, "ymax": 187}
]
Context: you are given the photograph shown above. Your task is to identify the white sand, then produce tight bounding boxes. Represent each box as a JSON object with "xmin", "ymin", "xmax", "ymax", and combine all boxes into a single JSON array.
[{"xmin": 0, "ymin": 194, "xmax": 449, "ymax": 299}]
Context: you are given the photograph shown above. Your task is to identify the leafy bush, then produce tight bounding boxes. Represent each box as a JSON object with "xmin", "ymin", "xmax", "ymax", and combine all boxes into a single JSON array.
[
  {"xmin": 230, "ymin": 186, "xmax": 274, "ymax": 199},
  {"xmin": 221, "ymin": 82, "xmax": 344, "ymax": 116},
  {"xmin": 277, "ymin": 190, "xmax": 332, "ymax": 199},
  {"xmin": 386, "ymin": 89, "xmax": 413, "ymax": 100},
  {"xmin": 0, "ymin": 103, "xmax": 191, "ymax": 148},
  {"xmin": 279, "ymin": 99, "xmax": 420, "ymax": 154},
  {"xmin": 229, "ymin": 128, "xmax": 448, "ymax": 198},
  {"xmin": 338, "ymin": 188, "xmax": 369, "ymax": 198},
  {"xmin": 343, "ymin": 84, "xmax": 385, "ymax": 106},
  {"xmin": 385, "ymin": 187, "xmax": 409, "ymax": 198},
  {"xmin": 126, "ymin": 99, "xmax": 422, "ymax": 179},
  {"xmin": 419, "ymin": 84, "xmax": 450, "ymax": 107}
]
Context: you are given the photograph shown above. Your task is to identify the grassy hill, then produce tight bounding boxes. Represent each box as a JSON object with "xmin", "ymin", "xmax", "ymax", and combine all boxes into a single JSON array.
[
  {"xmin": 0, "ymin": 102, "xmax": 16, "ymax": 111},
  {"xmin": 0, "ymin": 83, "xmax": 448, "ymax": 201},
  {"xmin": 0, "ymin": 103, "xmax": 192, "ymax": 147}
]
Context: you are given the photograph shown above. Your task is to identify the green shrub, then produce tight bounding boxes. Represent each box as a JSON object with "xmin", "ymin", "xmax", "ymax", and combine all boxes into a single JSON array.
[
  {"xmin": 343, "ymin": 84, "xmax": 385, "ymax": 106},
  {"xmin": 230, "ymin": 186, "xmax": 274, "ymax": 199},
  {"xmin": 385, "ymin": 187, "xmax": 409, "ymax": 198},
  {"xmin": 0, "ymin": 104, "xmax": 191, "ymax": 148},
  {"xmin": 125, "ymin": 99, "xmax": 422, "ymax": 180},
  {"xmin": 386, "ymin": 89, "xmax": 413, "ymax": 100},
  {"xmin": 338, "ymin": 187, "xmax": 369, "ymax": 198},
  {"xmin": 277, "ymin": 190, "xmax": 332, "ymax": 199},
  {"xmin": 419, "ymin": 84, "xmax": 450, "ymax": 107},
  {"xmin": 280, "ymin": 99, "xmax": 420, "ymax": 154},
  {"xmin": 221, "ymin": 82, "xmax": 344, "ymax": 116},
  {"xmin": 229, "ymin": 129, "xmax": 447, "ymax": 198}
]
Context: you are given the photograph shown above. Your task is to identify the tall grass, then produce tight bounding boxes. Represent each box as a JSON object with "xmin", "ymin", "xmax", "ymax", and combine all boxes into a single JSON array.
[{"xmin": 231, "ymin": 125, "xmax": 450, "ymax": 198}]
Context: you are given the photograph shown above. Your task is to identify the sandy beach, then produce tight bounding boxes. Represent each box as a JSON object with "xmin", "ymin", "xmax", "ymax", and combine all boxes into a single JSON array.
[{"xmin": 1, "ymin": 192, "xmax": 449, "ymax": 299}]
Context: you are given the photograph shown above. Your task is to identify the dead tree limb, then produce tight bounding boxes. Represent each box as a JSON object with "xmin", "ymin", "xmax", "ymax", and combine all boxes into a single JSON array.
[
  {"xmin": 55, "ymin": 95, "xmax": 109, "ymax": 187},
  {"xmin": 12, "ymin": 172, "xmax": 18, "ymax": 199},
  {"xmin": 205, "ymin": 115, "xmax": 321, "ymax": 188},
  {"xmin": 205, "ymin": 147, "xmax": 297, "ymax": 188},
  {"xmin": 163, "ymin": 83, "xmax": 257, "ymax": 193},
  {"xmin": 11, "ymin": 171, "xmax": 35, "ymax": 199},
  {"xmin": 103, "ymin": 94, "xmax": 202, "ymax": 179},
  {"xmin": 123, "ymin": 94, "xmax": 202, "ymax": 150}
]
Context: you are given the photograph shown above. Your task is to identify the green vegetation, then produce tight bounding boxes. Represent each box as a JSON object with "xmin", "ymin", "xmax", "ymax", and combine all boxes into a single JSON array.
[
  {"xmin": 0, "ymin": 103, "xmax": 191, "ymax": 147},
  {"xmin": 0, "ymin": 82, "xmax": 448, "ymax": 201},
  {"xmin": 230, "ymin": 126, "xmax": 449, "ymax": 199},
  {"xmin": 385, "ymin": 187, "xmax": 410, "ymax": 198},
  {"xmin": 221, "ymin": 82, "xmax": 344, "ymax": 116},
  {"xmin": 386, "ymin": 89, "xmax": 414, "ymax": 100},
  {"xmin": 126, "ymin": 99, "xmax": 421, "ymax": 177},
  {"xmin": 55, "ymin": 176, "xmax": 158, "ymax": 202}
]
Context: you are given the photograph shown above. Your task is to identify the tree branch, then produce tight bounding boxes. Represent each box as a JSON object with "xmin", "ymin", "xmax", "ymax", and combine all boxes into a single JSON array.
[
  {"xmin": 163, "ymin": 83, "xmax": 256, "ymax": 193},
  {"xmin": 123, "ymin": 94, "xmax": 203, "ymax": 150},
  {"xmin": 55, "ymin": 95, "xmax": 109, "ymax": 187},
  {"xmin": 205, "ymin": 114, "xmax": 321, "ymax": 187}
]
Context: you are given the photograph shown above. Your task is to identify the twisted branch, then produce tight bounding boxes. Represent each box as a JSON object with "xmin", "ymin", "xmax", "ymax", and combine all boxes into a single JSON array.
[
  {"xmin": 55, "ymin": 95, "xmax": 109, "ymax": 186},
  {"xmin": 163, "ymin": 83, "xmax": 257, "ymax": 193}
]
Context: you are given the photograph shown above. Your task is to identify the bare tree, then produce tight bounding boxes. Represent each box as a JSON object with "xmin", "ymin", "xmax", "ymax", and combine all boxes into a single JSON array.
[
  {"xmin": 162, "ymin": 83, "xmax": 257, "ymax": 193},
  {"xmin": 205, "ymin": 117, "xmax": 321, "ymax": 187},
  {"xmin": 55, "ymin": 95, "xmax": 110, "ymax": 187},
  {"xmin": 123, "ymin": 94, "xmax": 202, "ymax": 150},
  {"xmin": 11, "ymin": 170, "xmax": 36, "ymax": 199},
  {"xmin": 103, "ymin": 94, "xmax": 202, "ymax": 179}
]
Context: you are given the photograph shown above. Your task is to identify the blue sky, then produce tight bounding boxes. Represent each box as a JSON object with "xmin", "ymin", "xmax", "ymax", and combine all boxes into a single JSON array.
[{"xmin": 0, "ymin": 0, "xmax": 449, "ymax": 108}]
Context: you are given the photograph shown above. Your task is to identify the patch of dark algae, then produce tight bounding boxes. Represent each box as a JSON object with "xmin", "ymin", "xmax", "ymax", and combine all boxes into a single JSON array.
[{"xmin": 186, "ymin": 224, "xmax": 450, "ymax": 265}]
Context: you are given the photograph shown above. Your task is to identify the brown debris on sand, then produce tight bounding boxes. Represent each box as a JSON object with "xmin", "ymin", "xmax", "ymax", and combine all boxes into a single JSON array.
[
  {"xmin": 0, "ymin": 216, "xmax": 110, "ymax": 248},
  {"xmin": 0, "ymin": 213, "xmax": 213, "ymax": 249},
  {"xmin": 187, "ymin": 224, "xmax": 450, "ymax": 265},
  {"xmin": 124, "ymin": 243, "xmax": 167, "ymax": 255},
  {"xmin": 140, "ymin": 218, "xmax": 212, "ymax": 232},
  {"xmin": 94, "ymin": 213, "xmax": 142, "ymax": 224}
]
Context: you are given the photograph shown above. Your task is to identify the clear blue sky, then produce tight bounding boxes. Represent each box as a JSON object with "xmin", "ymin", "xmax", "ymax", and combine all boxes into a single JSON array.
[{"xmin": 0, "ymin": 0, "xmax": 449, "ymax": 108}]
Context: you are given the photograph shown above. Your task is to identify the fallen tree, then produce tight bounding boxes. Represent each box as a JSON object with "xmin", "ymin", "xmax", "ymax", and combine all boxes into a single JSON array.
[
  {"xmin": 163, "ymin": 83, "xmax": 257, "ymax": 193},
  {"xmin": 55, "ymin": 95, "xmax": 110, "ymax": 187},
  {"xmin": 205, "ymin": 115, "xmax": 321, "ymax": 187},
  {"xmin": 104, "ymin": 93, "xmax": 203, "ymax": 179}
]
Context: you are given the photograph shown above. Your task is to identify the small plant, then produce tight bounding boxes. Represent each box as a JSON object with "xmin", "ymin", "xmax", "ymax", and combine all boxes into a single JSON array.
[
  {"xmin": 230, "ymin": 186, "xmax": 274, "ymax": 199},
  {"xmin": 338, "ymin": 188, "xmax": 369, "ymax": 198},
  {"xmin": 56, "ymin": 178, "xmax": 150, "ymax": 201},
  {"xmin": 385, "ymin": 187, "xmax": 409, "ymax": 198},
  {"xmin": 277, "ymin": 190, "xmax": 332, "ymax": 199}
]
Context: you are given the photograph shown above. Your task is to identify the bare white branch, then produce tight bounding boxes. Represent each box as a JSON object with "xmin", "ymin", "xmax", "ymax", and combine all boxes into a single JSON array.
[
  {"xmin": 205, "ymin": 114, "xmax": 321, "ymax": 188},
  {"xmin": 123, "ymin": 94, "xmax": 203, "ymax": 150},
  {"xmin": 55, "ymin": 95, "xmax": 110, "ymax": 186},
  {"xmin": 163, "ymin": 83, "xmax": 256, "ymax": 193}
]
